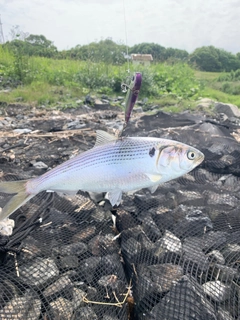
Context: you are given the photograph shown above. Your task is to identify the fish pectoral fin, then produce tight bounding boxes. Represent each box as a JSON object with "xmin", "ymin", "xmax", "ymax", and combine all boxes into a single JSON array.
[
  {"xmin": 145, "ymin": 173, "xmax": 162, "ymax": 183},
  {"xmin": 105, "ymin": 189, "xmax": 122, "ymax": 206},
  {"xmin": 94, "ymin": 130, "xmax": 117, "ymax": 147}
]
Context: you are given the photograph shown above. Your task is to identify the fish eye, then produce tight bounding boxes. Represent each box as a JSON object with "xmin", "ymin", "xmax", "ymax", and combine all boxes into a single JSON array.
[{"xmin": 187, "ymin": 151, "xmax": 196, "ymax": 160}]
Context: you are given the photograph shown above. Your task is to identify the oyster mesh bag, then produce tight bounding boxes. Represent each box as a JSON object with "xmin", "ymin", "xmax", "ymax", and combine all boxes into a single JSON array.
[{"xmin": 1, "ymin": 111, "xmax": 240, "ymax": 319}]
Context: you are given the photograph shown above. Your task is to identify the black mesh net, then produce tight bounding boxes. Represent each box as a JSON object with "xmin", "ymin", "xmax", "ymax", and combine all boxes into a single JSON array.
[{"xmin": 1, "ymin": 108, "xmax": 240, "ymax": 319}]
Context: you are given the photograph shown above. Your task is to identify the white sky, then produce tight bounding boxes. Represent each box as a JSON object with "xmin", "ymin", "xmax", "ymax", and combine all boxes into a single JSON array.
[{"xmin": 0, "ymin": 0, "xmax": 240, "ymax": 53}]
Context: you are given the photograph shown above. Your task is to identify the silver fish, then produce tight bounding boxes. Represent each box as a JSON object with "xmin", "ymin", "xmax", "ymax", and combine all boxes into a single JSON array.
[{"xmin": 0, "ymin": 130, "xmax": 204, "ymax": 220}]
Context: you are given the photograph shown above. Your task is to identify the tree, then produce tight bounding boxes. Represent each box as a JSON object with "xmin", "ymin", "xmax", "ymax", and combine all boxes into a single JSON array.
[
  {"xmin": 4, "ymin": 32, "xmax": 58, "ymax": 58},
  {"xmin": 189, "ymin": 46, "xmax": 240, "ymax": 72},
  {"xmin": 66, "ymin": 39, "xmax": 126, "ymax": 64},
  {"xmin": 24, "ymin": 34, "xmax": 57, "ymax": 57}
]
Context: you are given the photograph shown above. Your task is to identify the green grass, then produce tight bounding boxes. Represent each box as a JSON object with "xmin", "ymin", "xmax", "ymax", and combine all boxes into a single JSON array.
[
  {"xmin": 202, "ymin": 87, "xmax": 240, "ymax": 106},
  {"xmin": 194, "ymin": 70, "xmax": 221, "ymax": 81},
  {"xmin": 1, "ymin": 47, "xmax": 240, "ymax": 110}
]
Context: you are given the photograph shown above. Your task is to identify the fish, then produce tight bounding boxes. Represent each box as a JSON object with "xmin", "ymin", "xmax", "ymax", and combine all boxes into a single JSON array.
[
  {"xmin": 124, "ymin": 72, "xmax": 142, "ymax": 124},
  {"xmin": 0, "ymin": 130, "xmax": 204, "ymax": 220}
]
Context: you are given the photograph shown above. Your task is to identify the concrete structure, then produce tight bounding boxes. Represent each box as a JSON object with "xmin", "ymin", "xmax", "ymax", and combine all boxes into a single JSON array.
[{"xmin": 131, "ymin": 54, "xmax": 153, "ymax": 66}]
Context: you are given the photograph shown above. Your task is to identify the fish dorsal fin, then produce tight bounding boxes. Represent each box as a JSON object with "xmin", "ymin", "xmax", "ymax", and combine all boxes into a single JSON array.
[{"xmin": 95, "ymin": 130, "xmax": 117, "ymax": 147}]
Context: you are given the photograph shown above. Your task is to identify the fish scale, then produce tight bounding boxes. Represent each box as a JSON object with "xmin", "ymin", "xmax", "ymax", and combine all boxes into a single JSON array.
[{"xmin": 0, "ymin": 130, "xmax": 204, "ymax": 220}]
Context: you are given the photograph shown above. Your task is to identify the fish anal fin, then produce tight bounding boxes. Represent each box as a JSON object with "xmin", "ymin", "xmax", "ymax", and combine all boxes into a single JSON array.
[
  {"xmin": 94, "ymin": 130, "xmax": 117, "ymax": 147},
  {"xmin": 105, "ymin": 189, "xmax": 122, "ymax": 206}
]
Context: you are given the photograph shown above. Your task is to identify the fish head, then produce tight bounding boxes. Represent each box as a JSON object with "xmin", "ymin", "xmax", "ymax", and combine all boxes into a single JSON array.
[{"xmin": 155, "ymin": 143, "xmax": 204, "ymax": 175}]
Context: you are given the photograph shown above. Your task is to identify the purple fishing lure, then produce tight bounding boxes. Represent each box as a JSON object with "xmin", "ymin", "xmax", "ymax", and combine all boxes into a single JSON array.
[{"xmin": 124, "ymin": 72, "xmax": 142, "ymax": 124}]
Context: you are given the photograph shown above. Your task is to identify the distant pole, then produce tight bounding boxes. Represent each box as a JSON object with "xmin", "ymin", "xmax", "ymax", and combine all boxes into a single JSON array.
[{"xmin": 0, "ymin": 15, "xmax": 5, "ymax": 44}]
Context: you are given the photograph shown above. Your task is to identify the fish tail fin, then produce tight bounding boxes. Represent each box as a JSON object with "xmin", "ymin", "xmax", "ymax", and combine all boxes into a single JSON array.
[{"xmin": 0, "ymin": 180, "xmax": 34, "ymax": 220}]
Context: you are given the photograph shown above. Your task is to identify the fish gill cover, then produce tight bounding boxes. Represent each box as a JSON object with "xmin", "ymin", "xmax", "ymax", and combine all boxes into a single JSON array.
[{"xmin": 0, "ymin": 103, "xmax": 240, "ymax": 319}]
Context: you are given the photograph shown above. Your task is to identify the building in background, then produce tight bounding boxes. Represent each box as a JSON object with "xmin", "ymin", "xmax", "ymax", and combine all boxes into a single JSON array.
[{"xmin": 131, "ymin": 54, "xmax": 153, "ymax": 66}]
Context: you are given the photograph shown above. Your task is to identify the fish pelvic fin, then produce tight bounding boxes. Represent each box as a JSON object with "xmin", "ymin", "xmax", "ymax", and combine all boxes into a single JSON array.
[
  {"xmin": 106, "ymin": 189, "xmax": 122, "ymax": 206},
  {"xmin": 0, "ymin": 180, "xmax": 34, "ymax": 220}
]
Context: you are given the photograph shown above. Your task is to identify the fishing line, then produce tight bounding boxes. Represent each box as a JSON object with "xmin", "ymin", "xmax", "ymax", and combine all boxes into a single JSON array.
[
  {"xmin": 122, "ymin": 0, "xmax": 130, "ymax": 73},
  {"xmin": 119, "ymin": 0, "xmax": 142, "ymax": 138}
]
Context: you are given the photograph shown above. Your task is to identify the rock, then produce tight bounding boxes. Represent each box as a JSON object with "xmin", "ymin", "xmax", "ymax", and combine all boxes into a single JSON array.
[
  {"xmin": 0, "ymin": 280, "xmax": 18, "ymax": 307},
  {"xmin": 88, "ymin": 234, "xmax": 119, "ymax": 256},
  {"xmin": 100, "ymin": 253, "xmax": 126, "ymax": 279},
  {"xmin": 202, "ymin": 280, "xmax": 230, "ymax": 302},
  {"xmin": 201, "ymin": 231, "xmax": 228, "ymax": 251},
  {"xmin": 71, "ymin": 287, "xmax": 85, "ymax": 309},
  {"xmin": 217, "ymin": 308, "xmax": 235, "ymax": 320},
  {"xmin": 121, "ymin": 237, "xmax": 141, "ymax": 263},
  {"xmin": 59, "ymin": 255, "xmax": 79, "ymax": 269},
  {"xmin": 212, "ymin": 264, "xmax": 238, "ymax": 282},
  {"xmin": 19, "ymin": 257, "xmax": 59, "ymax": 287},
  {"xmin": 88, "ymin": 191, "xmax": 105, "ymax": 203},
  {"xmin": 43, "ymin": 275, "xmax": 73, "ymax": 298},
  {"xmin": 204, "ymin": 191, "xmax": 239, "ymax": 209},
  {"xmin": 85, "ymin": 95, "xmax": 94, "ymax": 105},
  {"xmin": 79, "ymin": 256, "xmax": 101, "ymax": 283},
  {"xmin": 117, "ymin": 96, "xmax": 124, "ymax": 101},
  {"xmin": 0, "ymin": 295, "xmax": 41, "ymax": 320},
  {"xmin": 133, "ymin": 106, "xmax": 143, "ymax": 113},
  {"xmin": 0, "ymin": 217, "xmax": 15, "ymax": 236},
  {"xmin": 206, "ymin": 250, "xmax": 225, "ymax": 264},
  {"xmin": 173, "ymin": 206, "xmax": 213, "ymax": 238},
  {"xmin": 32, "ymin": 161, "xmax": 48, "ymax": 169},
  {"xmin": 153, "ymin": 230, "xmax": 182, "ymax": 260},
  {"xmin": 182, "ymin": 237, "xmax": 209, "ymax": 272},
  {"xmin": 115, "ymin": 208, "xmax": 137, "ymax": 232},
  {"xmin": 103, "ymin": 316, "xmax": 120, "ymax": 320},
  {"xmin": 20, "ymin": 236, "xmax": 42, "ymax": 261},
  {"xmin": 13, "ymin": 128, "xmax": 32, "ymax": 134},
  {"xmin": 94, "ymin": 98, "xmax": 103, "ymax": 105},
  {"xmin": 72, "ymin": 226, "xmax": 96, "ymax": 242},
  {"xmin": 214, "ymin": 102, "xmax": 240, "ymax": 118},
  {"xmin": 91, "ymin": 207, "xmax": 112, "ymax": 223},
  {"xmin": 74, "ymin": 306, "xmax": 98, "ymax": 320},
  {"xmin": 175, "ymin": 189, "xmax": 203, "ymax": 206},
  {"xmin": 75, "ymin": 99, "xmax": 83, "ymax": 104},
  {"xmin": 101, "ymin": 99, "xmax": 110, "ymax": 104},
  {"xmin": 67, "ymin": 120, "xmax": 86, "ymax": 129},
  {"xmin": 222, "ymin": 243, "xmax": 240, "ymax": 263},
  {"xmin": 145, "ymin": 276, "xmax": 217, "ymax": 320},
  {"xmin": 143, "ymin": 263, "xmax": 183, "ymax": 294},
  {"xmin": 137, "ymin": 211, "xmax": 162, "ymax": 242},
  {"xmin": 196, "ymin": 98, "xmax": 215, "ymax": 109},
  {"xmin": 50, "ymin": 297, "xmax": 73, "ymax": 320},
  {"xmin": 52, "ymin": 241, "xmax": 88, "ymax": 256},
  {"xmin": 98, "ymin": 274, "xmax": 125, "ymax": 299}
]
